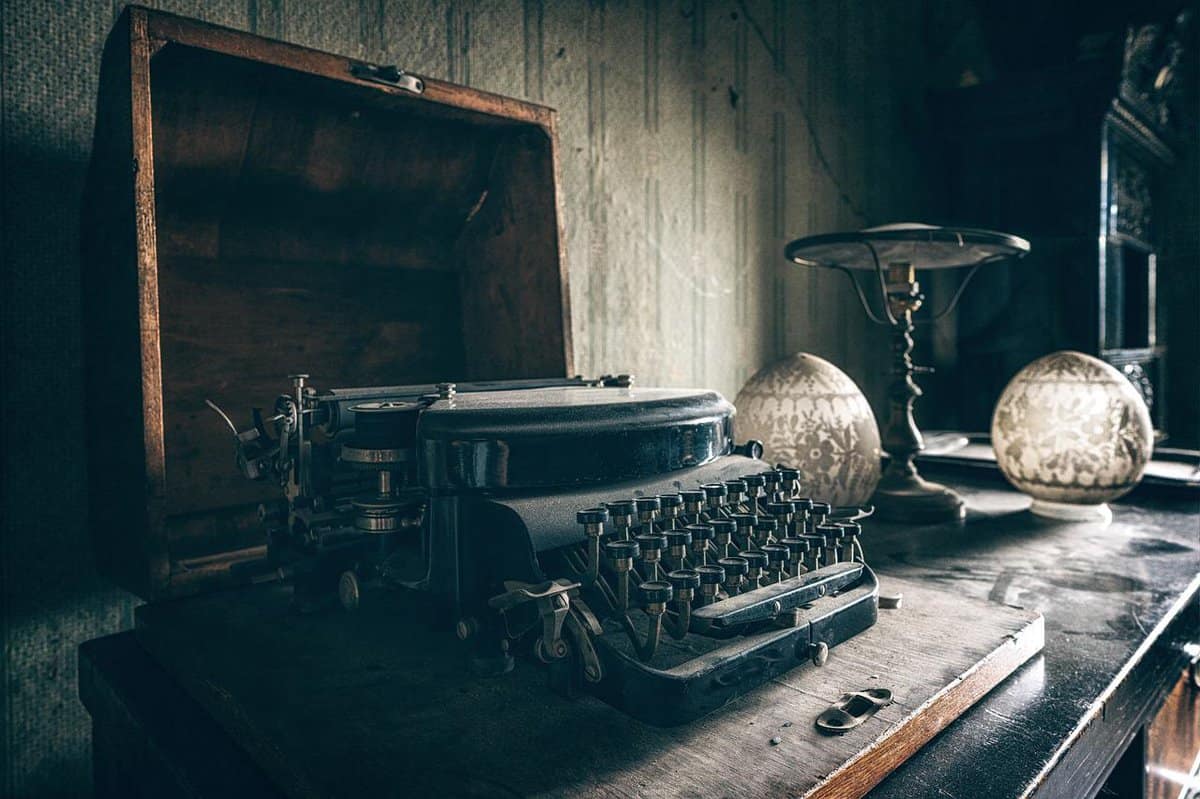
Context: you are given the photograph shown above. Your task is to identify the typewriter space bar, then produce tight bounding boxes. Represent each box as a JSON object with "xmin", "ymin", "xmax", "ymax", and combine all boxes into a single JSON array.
[{"xmin": 691, "ymin": 562, "xmax": 864, "ymax": 629}]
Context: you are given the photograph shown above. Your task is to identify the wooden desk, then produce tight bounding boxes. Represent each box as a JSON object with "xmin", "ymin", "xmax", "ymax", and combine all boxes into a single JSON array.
[{"xmin": 79, "ymin": 474, "xmax": 1199, "ymax": 798}]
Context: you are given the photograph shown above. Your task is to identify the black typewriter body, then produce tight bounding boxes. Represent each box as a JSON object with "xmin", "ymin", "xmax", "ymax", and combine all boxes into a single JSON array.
[{"xmin": 214, "ymin": 375, "xmax": 878, "ymax": 725}]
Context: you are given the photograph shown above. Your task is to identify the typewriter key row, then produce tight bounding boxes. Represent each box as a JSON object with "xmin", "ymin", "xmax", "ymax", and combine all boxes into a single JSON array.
[{"xmin": 570, "ymin": 468, "xmax": 870, "ymax": 661}]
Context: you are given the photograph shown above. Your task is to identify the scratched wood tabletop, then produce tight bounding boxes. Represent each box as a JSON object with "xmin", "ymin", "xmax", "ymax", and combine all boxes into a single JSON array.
[{"xmin": 131, "ymin": 573, "xmax": 1041, "ymax": 799}]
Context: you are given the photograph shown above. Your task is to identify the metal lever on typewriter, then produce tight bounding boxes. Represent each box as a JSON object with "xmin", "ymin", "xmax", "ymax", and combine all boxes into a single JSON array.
[
  {"xmin": 488, "ymin": 578, "xmax": 579, "ymax": 662},
  {"xmin": 205, "ymin": 399, "xmax": 282, "ymax": 481}
]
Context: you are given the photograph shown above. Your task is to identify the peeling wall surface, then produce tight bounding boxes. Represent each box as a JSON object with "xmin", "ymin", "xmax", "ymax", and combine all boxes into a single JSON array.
[{"xmin": 1, "ymin": 1, "xmax": 956, "ymax": 794}]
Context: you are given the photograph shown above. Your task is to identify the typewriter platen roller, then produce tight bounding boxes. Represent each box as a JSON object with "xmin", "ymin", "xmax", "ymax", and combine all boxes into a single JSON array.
[{"xmin": 213, "ymin": 376, "xmax": 878, "ymax": 725}]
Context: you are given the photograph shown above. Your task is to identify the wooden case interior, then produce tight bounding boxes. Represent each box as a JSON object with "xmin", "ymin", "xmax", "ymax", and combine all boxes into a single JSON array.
[{"xmin": 87, "ymin": 13, "xmax": 570, "ymax": 598}]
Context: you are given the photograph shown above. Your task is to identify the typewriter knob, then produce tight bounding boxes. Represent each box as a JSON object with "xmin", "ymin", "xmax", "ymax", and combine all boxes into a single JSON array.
[
  {"xmin": 754, "ymin": 517, "xmax": 778, "ymax": 545},
  {"xmin": 576, "ymin": 507, "xmax": 609, "ymax": 537},
  {"xmin": 742, "ymin": 474, "xmax": 766, "ymax": 507},
  {"xmin": 664, "ymin": 529, "xmax": 692, "ymax": 561},
  {"xmin": 639, "ymin": 580, "xmax": 674, "ymax": 613},
  {"xmin": 696, "ymin": 564, "xmax": 726, "ymax": 603},
  {"xmin": 606, "ymin": 499, "xmax": 637, "ymax": 538},
  {"xmin": 798, "ymin": 534, "xmax": 826, "ymax": 569},
  {"xmin": 576, "ymin": 507, "xmax": 609, "ymax": 525},
  {"xmin": 717, "ymin": 556, "xmax": 749, "ymax": 596},
  {"xmin": 709, "ymin": 518, "xmax": 735, "ymax": 555},
  {"xmin": 793, "ymin": 496, "xmax": 815, "ymax": 519},
  {"xmin": 717, "ymin": 556, "xmax": 749, "ymax": 575},
  {"xmin": 737, "ymin": 550, "xmax": 767, "ymax": 587},
  {"xmin": 678, "ymin": 489, "xmax": 705, "ymax": 516},
  {"xmin": 780, "ymin": 536, "xmax": 811, "ymax": 562},
  {"xmin": 731, "ymin": 513, "xmax": 757, "ymax": 545},
  {"xmin": 778, "ymin": 467, "xmax": 801, "ymax": 494},
  {"xmin": 658, "ymin": 493, "xmax": 684, "ymax": 523},
  {"xmin": 605, "ymin": 539, "xmax": 640, "ymax": 571},
  {"xmin": 836, "ymin": 521, "xmax": 862, "ymax": 561},
  {"xmin": 635, "ymin": 533, "xmax": 667, "ymax": 564},
  {"xmin": 766, "ymin": 500, "xmax": 794, "ymax": 518},
  {"xmin": 607, "ymin": 499, "xmax": 637, "ymax": 519},
  {"xmin": 701, "ymin": 483, "xmax": 728, "ymax": 510},
  {"xmin": 815, "ymin": 522, "xmax": 842, "ymax": 548},
  {"xmin": 759, "ymin": 542, "xmax": 787, "ymax": 567},
  {"xmin": 635, "ymin": 496, "xmax": 662, "ymax": 522},
  {"xmin": 667, "ymin": 568, "xmax": 701, "ymax": 592}
]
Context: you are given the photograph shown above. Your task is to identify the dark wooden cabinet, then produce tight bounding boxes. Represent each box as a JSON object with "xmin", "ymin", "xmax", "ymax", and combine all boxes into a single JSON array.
[{"xmin": 928, "ymin": 15, "xmax": 1195, "ymax": 442}]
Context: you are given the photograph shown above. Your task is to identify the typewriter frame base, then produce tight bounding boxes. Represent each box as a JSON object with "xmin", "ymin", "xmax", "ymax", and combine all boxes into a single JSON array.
[{"xmin": 568, "ymin": 569, "xmax": 879, "ymax": 726}]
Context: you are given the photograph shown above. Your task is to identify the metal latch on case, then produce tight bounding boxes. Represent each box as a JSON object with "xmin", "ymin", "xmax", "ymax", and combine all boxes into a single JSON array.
[
  {"xmin": 349, "ymin": 62, "xmax": 425, "ymax": 94},
  {"xmin": 815, "ymin": 688, "xmax": 894, "ymax": 734}
]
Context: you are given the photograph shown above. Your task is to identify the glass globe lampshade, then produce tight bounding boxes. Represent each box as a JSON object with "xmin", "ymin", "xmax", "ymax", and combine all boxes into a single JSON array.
[
  {"xmin": 991, "ymin": 351, "xmax": 1154, "ymax": 523},
  {"xmin": 735, "ymin": 353, "xmax": 881, "ymax": 506}
]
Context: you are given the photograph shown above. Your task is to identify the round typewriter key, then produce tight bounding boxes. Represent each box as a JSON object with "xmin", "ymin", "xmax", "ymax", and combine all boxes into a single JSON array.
[
  {"xmin": 686, "ymin": 523, "xmax": 713, "ymax": 541},
  {"xmin": 576, "ymin": 507, "xmax": 609, "ymax": 525},
  {"xmin": 811, "ymin": 501, "xmax": 832, "ymax": 517},
  {"xmin": 836, "ymin": 521, "xmax": 862, "ymax": 536},
  {"xmin": 760, "ymin": 544, "xmax": 788, "ymax": 566},
  {"xmin": 731, "ymin": 513, "xmax": 758, "ymax": 526},
  {"xmin": 696, "ymin": 564, "xmax": 726, "ymax": 585},
  {"xmin": 606, "ymin": 499, "xmax": 637, "ymax": 516},
  {"xmin": 816, "ymin": 523, "xmax": 841, "ymax": 539},
  {"xmin": 717, "ymin": 556, "xmax": 749, "ymax": 576},
  {"xmin": 604, "ymin": 539, "xmax": 640, "ymax": 561},
  {"xmin": 723, "ymin": 479, "xmax": 747, "ymax": 498},
  {"xmin": 766, "ymin": 501, "xmax": 795, "ymax": 517},
  {"xmin": 639, "ymin": 580, "xmax": 674, "ymax": 606},
  {"xmin": 635, "ymin": 533, "xmax": 667, "ymax": 553},
  {"xmin": 743, "ymin": 474, "xmax": 766, "ymax": 488},
  {"xmin": 793, "ymin": 497, "xmax": 815, "ymax": 511},
  {"xmin": 658, "ymin": 494, "xmax": 684, "ymax": 509},
  {"xmin": 761, "ymin": 471, "xmax": 782, "ymax": 488},
  {"xmin": 664, "ymin": 529, "xmax": 692, "ymax": 549},
  {"xmin": 781, "ymin": 536, "xmax": 811, "ymax": 557},
  {"xmin": 738, "ymin": 550, "xmax": 767, "ymax": 570},
  {"xmin": 635, "ymin": 496, "xmax": 661, "ymax": 513},
  {"xmin": 667, "ymin": 569, "xmax": 701, "ymax": 591},
  {"xmin": 701, "ymin": 483, "xmax": 728, "ymax": 498},
  {"xmin": 679, "ymin": 489, "xmax": 705, "ymax": 504},
  {"xmin": 709, "ymin": 519, "xmax": 735, "ymax": 534},
  {"xmin": 756, "ymin": 518, "xmax": 778, "ymax": 534}
]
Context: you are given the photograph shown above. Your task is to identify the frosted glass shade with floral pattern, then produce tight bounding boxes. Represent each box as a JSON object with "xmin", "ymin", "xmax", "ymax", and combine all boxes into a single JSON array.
[
  {"xmin": 735, "ymin": 353, "xmax": 881, "ymax": 506},
  {"xmin": 991, "ymin": 351, "xmax": 1154, "ymax": 523}
]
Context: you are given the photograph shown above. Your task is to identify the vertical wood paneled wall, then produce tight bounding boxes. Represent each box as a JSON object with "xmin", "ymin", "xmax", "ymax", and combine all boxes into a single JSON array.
[{"xmin": 1, "ymin": 1, "xmax": 951, "ymax": 794}]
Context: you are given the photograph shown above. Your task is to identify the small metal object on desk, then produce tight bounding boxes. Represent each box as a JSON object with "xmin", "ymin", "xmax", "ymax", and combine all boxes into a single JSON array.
[
  {"xmin": 815, "ymin": 688, "xmax": 894, "ymax": 735},
  {"xmin": 879, "ymin": 592, "xmax": 903, "ymax": 609}
]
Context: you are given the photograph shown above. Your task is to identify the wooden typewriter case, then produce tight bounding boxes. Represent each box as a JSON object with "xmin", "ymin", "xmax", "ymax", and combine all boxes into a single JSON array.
[{"xmin": 81, "ymin": 7, "xmax": 572, "ymax": 600}]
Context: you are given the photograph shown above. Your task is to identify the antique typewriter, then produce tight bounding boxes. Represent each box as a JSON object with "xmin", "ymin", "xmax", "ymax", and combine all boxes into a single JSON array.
[{"xmin": 210, "ymin": 375, "xmax": 878, "ymax": 725}]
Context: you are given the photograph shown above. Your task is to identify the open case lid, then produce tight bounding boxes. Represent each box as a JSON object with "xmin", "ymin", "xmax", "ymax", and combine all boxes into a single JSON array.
[{"xmin": 81, "ymin": 7, "xmax": 573, "ymax": 600}]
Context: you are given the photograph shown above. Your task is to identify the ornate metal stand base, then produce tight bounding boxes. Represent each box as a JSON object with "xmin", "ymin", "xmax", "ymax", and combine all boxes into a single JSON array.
[{"xmin": 871, "ymin": 467, "xmax": 965, "ymax": 523}]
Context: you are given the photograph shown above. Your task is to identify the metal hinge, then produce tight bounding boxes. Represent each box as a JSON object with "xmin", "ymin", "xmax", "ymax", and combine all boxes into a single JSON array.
[{"xmin": 349, "ymin": 62, "xmax": 424, "ymax": 95}]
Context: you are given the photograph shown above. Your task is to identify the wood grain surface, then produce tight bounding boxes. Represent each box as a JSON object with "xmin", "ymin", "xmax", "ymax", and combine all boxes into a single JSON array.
[{"xmin": 133, "ymin": 574, "xmax": 1042, "ymax": 798}]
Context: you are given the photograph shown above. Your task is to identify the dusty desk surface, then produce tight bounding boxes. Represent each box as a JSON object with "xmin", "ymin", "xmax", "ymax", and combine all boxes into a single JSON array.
[
  {"xmin": 79, "ymin": 475, "xmax": 1198, "ymax": 798},
  {"xmin": 123, "ymin": 573, "xmax": 1039, "ymax": 799}
]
